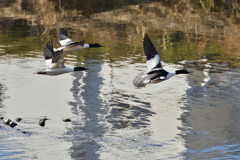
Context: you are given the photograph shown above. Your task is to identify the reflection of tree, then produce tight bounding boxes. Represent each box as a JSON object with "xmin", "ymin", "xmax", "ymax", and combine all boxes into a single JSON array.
[
  {"xmin": 66, "ymin": 66, "xmax": 102, "ymax": 159},
  {"xmin": 107, "ymin": 90, "xmax": 155, "ymax": 130},
  {"xmin": 0, "ymin": 83, "xmax": 4, "ymax": 119},
  {"xmin": 65, "ymin": 59, "xmax": 156, "ymax": 158},
  {"xmin": 0, "ymin": 83, "xmax": 3, "ymax": 107},
  {"xmin": 48, "ymin": 0, "xmax": 240, "ymax": 17},
  {"xmin": 180, "ymin": 61, "xmax": 240, "ymax": 158},
  {"xmin": 49, "ymin": 0, "xmax": 152, "ymax": 16},
  {"xmin": 0, "ymin": 0, "xmax": 17, "ymax": 7}
]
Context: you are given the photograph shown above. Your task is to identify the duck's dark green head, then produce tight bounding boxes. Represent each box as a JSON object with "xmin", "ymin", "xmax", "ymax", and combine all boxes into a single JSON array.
[
  {"xmin": 37, "ymin": 71, "xmax": 47, "ymax": 75},
  {"xmin": 175, "ymin": 69, "xmax": 192, "ymax": 74},
  {"xmin": 74, "ymin": 67, "xmax": 89, "ymax": 71},
  {"xmin": 89, "ymin": 43, "xmax": 104, "ymax": 48}
]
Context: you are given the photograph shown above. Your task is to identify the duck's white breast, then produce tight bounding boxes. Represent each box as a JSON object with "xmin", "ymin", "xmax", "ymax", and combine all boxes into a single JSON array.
[
  {"xmin": 166, "ymin": 72, "xmax": 176, "ymax": 79},
  {"xmin": 45, "ymin": 67, "xmax": 73, "ymax": 76}
]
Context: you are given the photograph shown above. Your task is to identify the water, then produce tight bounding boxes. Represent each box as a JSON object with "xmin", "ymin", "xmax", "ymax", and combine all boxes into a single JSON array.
[{"xmin": 1, "ymin": 0, "xmax": 240, "ymax": 159}]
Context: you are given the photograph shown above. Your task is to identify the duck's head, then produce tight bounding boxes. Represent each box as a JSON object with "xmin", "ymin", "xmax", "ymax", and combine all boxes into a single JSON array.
[
  {"xmin": 175, "ymin": 69, "xmax": 192, "ymax": 74},
  {"xmin": 37, "ymin": 71, "xmax": 47, "ymax": 75},
  {"xmin": 89, "ymin": 43, "xmax": 105, "ymax": 48},
  {"xmin": 74, "ymin": 67, "xmax": 89, "ymax": 71}
]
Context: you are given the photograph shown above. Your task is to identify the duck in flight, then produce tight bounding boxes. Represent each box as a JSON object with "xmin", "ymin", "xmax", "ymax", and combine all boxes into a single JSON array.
[
  {"xmin": 54, "ymin": 28, "xmax": 104, "ymax": 53},
  {"xmin": 133, "ymin": 34, "xmax": 191, "ymax": 88},
  {"xmin": 37, "ymin": 41, "xmax": 88, "ymax": 76}
]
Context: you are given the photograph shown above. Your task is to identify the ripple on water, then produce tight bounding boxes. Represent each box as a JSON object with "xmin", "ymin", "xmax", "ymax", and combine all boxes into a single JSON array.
[{"xmin": 182, "ymin": 63, "xmax": 240, "ymax": 159}]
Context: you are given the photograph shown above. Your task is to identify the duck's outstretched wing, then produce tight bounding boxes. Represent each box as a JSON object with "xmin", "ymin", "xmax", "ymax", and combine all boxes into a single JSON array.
[
  {"xmin": 66, "ymin": 40, "xmax": 85, "ymax": 47},
  {"xmin": 58, "ymin": 28, "xmax": 74, "ymax": 47},
  {"xmin": 143, "ymin": 34, "xmax": 162, "ymax": 72},
  {"xmin": 51, "ymin": 49, "xmax": 64, "ymax": 68},
  {"xmin": 133, "ymin": 72, "xmax": 151, "ymax": 88},
  {"xmin": 43, "ymin": 41, "xmax": 65, "ymax": 69},
  {"xmin": 43, "ymin": 41, "xmax": 54, "ymax": 68}
]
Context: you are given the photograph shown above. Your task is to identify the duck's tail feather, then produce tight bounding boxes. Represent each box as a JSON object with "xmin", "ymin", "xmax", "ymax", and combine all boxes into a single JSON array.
[{"xmin": 133, "ymin": 72, "xmax": 150, "ymax": 88}]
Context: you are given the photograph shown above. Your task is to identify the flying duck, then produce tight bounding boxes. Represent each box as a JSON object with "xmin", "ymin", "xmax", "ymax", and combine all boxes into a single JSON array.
[
  {"xmin": 133, "ymin": 34, "xmax": 191, "ymax": 88},
  {"xmin": 54, "ymin": 28, "xmax": 104, "ymax": 53},
  {"xmin": 37, "ymin": 41, "xmax": 88, "ymax": 76}
]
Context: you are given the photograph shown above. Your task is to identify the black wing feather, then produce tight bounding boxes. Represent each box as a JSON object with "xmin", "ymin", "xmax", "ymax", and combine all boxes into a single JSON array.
[
  {"xmin": 147, "ymin": 69, "xmax": 168, "ymax": 79},
  {"xmin": 58, "ymin": 28, "xmax": 69, "ymax": 41},
  {"xmin": 66, "ymin": 40, "xmax": 85, "ymax": 47},
  {"xmin": 52, "ymin": 49, "xmax": 64, "ymax": 67},
  {"xmin": 143, "ymin": 34, "xmax": 162, "ymax": 68},
  {"xmin": 43, "ymin": 41, "xmax": 54, "ymax": 60}
]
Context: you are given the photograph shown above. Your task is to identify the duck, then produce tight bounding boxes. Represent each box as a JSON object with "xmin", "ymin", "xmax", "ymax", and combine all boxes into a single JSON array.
[
  {"xmin": 133, "ymin": 34, "xmax": 191, "ymax": 88},
  {"xmin": 54, "ymin": 28, "xmax": 104, "ymax": 53},
  {"xmin": 39, "ymin": 118, "xmax": 47, "ymax": 127},
  {"xmin": 37, "ymin": 41, "xmax": 88, "ymax": 76}
]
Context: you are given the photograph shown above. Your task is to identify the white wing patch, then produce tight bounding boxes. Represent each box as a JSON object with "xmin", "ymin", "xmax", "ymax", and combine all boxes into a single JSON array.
[
  {"xmin": 60, "ymin": 38, "xmax": 73, "ymax": 47},
  {"xmin": 50, "ymin": 63, "xmax": 58, "ymax": 69},
  {"xmin": 146, "ymin": 54, "xmax": 160, "ymax": 72},
  {"xmin": 53, "ymin": 47, "xmax": 63, "ymax": 52},
  {"xmin": 45, "ymin": 59, "xmax": 52, "ymax": 69}
]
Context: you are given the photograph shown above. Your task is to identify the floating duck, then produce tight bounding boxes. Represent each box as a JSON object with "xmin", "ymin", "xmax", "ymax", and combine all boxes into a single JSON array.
[
  {"xmin": 39, "ymin": 118, "xmax": 48, "ymax": 127},
  {"xmin": 15, "ymin": 118, "xmax": 22, "ymax": 122},
  {"xmin": 54, "ymin": 28, "xmax": 104, "ymax": 53},
  {"xmin": 3, "ymin": 119, "xmax": 17, "ymax": 128},
  {"xmin": 62, "ymin": 118, "xmax": 71, "ymax": 122},
  {"xmin": 37, "ymin": 41, "xmax": 88, "ymax": 76},
  {"xmin": 9, "ymin": 121, "xmax": 17, "ymax": 128},
  {"xmin": 4, "ymin": 119, "xmax": 11, "ymax": 125},
  {"xmin": 133, "ymin": 34, "xmax": 191, "ymax": 88}
]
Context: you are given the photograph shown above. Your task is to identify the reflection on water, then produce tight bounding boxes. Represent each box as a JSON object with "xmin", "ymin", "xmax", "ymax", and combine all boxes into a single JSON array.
[
  {"xmin": 1, "ymin": 0, "xmax": 240, "ymax": 66},
  {"xmin": 181, "ymin": 63, "xmax": 240, "ymax": 159},
  {"xmin": 0, "ymin": 83, "xmax": 3, "ymax": 109},
  {"xmin": 1, "ymin": 0, "xmax": 240, "ymax": 159},
  {"xmin": 108, "ymin": 91, "xmax": 154, "ymax": 129}
]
